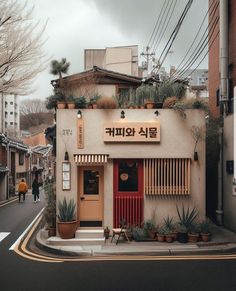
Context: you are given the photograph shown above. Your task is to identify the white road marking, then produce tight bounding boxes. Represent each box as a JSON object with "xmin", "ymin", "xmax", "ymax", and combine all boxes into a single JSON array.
[
  {"xmin": 9, "ymin": 207, "xmax": 45, "ymax": 250},
  {"xmin": 0, "ymin": 232, "xmax": 10, "ymax": 242}
]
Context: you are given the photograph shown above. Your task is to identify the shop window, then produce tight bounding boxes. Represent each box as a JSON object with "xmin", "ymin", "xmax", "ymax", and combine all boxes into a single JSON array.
[
  {"xmin": 118, "ymin": 161, "xmax": 138, "ymax": 192},
  {"xmin": 84, "ymin": 170, "xmax": 99, "ymax": 195},
  {"xmin": 19, "ymin": 152, "xmax": 24, "ymax": 166},
  {"xmin": 144, "ymin": 158, "xmax": 191, "ymax": 196}
]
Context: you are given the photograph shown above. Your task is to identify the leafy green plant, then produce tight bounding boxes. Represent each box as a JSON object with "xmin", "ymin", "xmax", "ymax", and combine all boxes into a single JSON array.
[
  {"xmin": 44, "ymin": 179, "xmax": 56, "ymax": 228},
  {"xmin": 132, "ymin": 226, "xmax": 148, "ymax": 240},
  {"xmin": 136, "ymin": 84, "xmax": 159, "ymax": 105},
  {"xmin": 45, "ymin": 93, "xmax": 65, "ymax": 110},
  {"xmin": 67, "ymin": 95, "xmax": 76, "ymax": 102},
  {"xmin": 57, "ymin": 198, "xmax": 76, "ymax": 222},
  {"xmin": 200, "ymin": 219, "xmax": 211, "ymax": 234},
  {"xmin": 176, "ymin": 205, "xmax": 198, "ymax": 232},
  {"xmin": 75, "ymin": 96, "xmax": 87, "ymax": 108},
  {"xmin": 157, "ymin": 225, "xmax": 166, "ymax": 235},
  {"xmin": 163, "ymin": 216, "xmax": 174, "ymax": 230},
  {"xmin": 90, "ymin": 93, "xmax": 101, "ymax": 104}
]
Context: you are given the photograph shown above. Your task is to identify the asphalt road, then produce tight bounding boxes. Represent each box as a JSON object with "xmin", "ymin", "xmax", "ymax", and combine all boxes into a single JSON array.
[{"xmin": 1, "ymin": 194, "xmax": 236, "ymax": 291}]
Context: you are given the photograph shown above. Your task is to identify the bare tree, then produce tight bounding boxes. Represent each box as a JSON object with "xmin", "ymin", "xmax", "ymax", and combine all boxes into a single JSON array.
[
  {"xmin": 0, "ymin": 1, "xmax": 47, "ymax": 95},
  {"xmin": 20, "ymin": 98, "xmax": 48, "ymax": 115}
]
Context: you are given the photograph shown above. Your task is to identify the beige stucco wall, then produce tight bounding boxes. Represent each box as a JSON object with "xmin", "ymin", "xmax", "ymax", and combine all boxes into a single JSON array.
[
  {"xmin": 105, "ymin": 46, "xmax": 138, "ymax": 76},
  {"xmin": 56, "ymin": 109, "xmax": 206, "ymax": 228},
  {"xmin": 223, "ymin": 114, "xmax": 236, "ymax": 231},
  {"xmin": 65, "ymin": 83, "xmax": 116, "ymax": 100}
]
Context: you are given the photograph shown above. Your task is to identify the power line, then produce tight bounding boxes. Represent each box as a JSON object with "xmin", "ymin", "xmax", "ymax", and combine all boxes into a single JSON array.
[
  {"xmin": 155, "ymin": 0, "xmax": 194, "ymax": 71},
  {"xmin": 173, "ymin": 13, "xmax": 219, "ymax": 80},
  {"xmin": 147, "ymin": 0, "xmax": 168, "ymax": 48},
  {"xmin": 171, "ymin": 0, "xmax": 219, "ymax": 79},
  {"xmin": 172, "ymin": 0, "xmax": 219, "ymax": 76},
  {"xmin": 152, "ymin": 0, "xmax": 178, "ymax": 53}
]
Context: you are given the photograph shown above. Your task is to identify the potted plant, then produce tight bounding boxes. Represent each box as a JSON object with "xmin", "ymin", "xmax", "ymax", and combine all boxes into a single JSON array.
[
  {"xmin": 176, "ymin": 205, "xmax": 198, "ymax": 243},
  {"xmin": 44, "ymin": 179, "xmax": 56, "ymax": 237},
  {"xmin": 136, "ymin": 84, "xmax": 158, "ymax": 108},
  {"xmin": 156, "ymin": 225, "xmax": 165, "ymax": 242},
  {"xmin": 188, "ymin": 222, "xmax": 200, "ymax": 243},
  {"xmin": 66, "ymin": 95, "xmax": 76, "ymax": 109},
  {"xmin": 200, "ymin": 219, "xmax": 211, "ymax": 242},
  {"xmin": 143, "ymin": 220, "xmax": 157, "ymax": 239},
  {"xmin": 75, "ymin": 96, "xmax": 87, "ymax": 108},
  {"xmin": 90, "ymin": 94, "xmax": 101, "ymax": 108},
  {"xmin": 104, "ymin": 226, "xmax": 110, "ymax": 240},
  {"xmin": 97, "ymin": 96, "xmax": 118, "ymax": 109},
  {"xmin": 57, "ymin": 198, "xmax": 77, "ymax": 239},
  {"xmin": 163, "ymin": 216, "xmax": 174, "ymax": 242}
]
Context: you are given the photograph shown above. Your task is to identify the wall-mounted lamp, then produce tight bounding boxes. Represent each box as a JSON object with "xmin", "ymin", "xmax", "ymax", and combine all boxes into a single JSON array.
[
  {"xmin": 64, "ymin": 151, "xmax": 69, "ymax": 161},
  {"xmin": 154, "ymin": 110, "xmax": 160, "ymax": 117},
  {"xmin": 77, "ymin": 110, "xmax": 82, "ymax": 119},
  {"xmin": 120, "ymin": 110, "xmax": 125, "ymax": 119}
]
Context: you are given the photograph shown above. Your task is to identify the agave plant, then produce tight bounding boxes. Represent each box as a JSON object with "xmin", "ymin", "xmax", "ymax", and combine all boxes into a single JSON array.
[
  {"xmin": 57, "ymin": 198, "xmax": 76, "ymax": 222},
  {"xmin": 176, "ymin": 205, "xmax": 198, "ymax": 232},
  {"xmin": 163, "ymin": 215, "xmax": 174, "ymax": 230}
]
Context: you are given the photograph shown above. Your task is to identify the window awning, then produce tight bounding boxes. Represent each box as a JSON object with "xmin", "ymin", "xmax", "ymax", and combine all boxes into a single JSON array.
[{"xmin": 74, "ymin": 154, "xmax": 109, "ymax": 165}]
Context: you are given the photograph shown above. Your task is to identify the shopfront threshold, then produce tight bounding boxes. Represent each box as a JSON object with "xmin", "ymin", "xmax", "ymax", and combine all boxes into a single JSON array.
[{"xmin": 35, "ymin": 226, "xmax": 236, "ymax": 257}]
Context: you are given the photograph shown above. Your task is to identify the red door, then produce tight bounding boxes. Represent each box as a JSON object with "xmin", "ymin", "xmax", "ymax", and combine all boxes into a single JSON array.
[{"xmin": 113, "ymin": 159, "xmax": 143, "ymax": 227}]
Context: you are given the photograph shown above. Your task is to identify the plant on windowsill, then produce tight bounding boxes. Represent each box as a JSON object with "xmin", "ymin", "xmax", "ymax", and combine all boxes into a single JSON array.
[{"xmin": 57, "ymin": 198, "xmax": 77, "ymax": 239}]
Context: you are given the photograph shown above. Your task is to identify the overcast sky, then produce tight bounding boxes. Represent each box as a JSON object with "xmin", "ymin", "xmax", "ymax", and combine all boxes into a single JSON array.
[{"xmin": 25, "ymin": 0, "xmax": 208, "ymax": 100}]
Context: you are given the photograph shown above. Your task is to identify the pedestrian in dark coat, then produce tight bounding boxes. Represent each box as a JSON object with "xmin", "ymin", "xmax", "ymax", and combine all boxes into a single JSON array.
[{"xmin": 32, "ymin": 178, "xmax": 40, "ymax": 203}]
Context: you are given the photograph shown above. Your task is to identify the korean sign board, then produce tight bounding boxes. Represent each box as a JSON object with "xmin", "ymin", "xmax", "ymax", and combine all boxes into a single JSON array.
[{"xmin": 104, "ymin": 122, "xmax": 160, "ymax": 142}]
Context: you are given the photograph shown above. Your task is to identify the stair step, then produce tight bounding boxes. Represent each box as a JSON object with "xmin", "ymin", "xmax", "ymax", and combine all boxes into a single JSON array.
[
  {"xmin": 75, "ymin": 229, "xmax": 104, "ymax": 239},
  {"xmin": 47, "ymin": 236, "xmax": 105, "ymax": 246}
]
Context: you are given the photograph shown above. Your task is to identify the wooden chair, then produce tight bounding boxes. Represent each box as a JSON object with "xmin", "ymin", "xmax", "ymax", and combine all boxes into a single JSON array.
[{"xmin": 111, "ymin": 219, "xmax": 130, "ymax": 245}]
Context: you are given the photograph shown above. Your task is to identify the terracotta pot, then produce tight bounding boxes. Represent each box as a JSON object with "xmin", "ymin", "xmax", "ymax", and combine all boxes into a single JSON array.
[
  {"xmin": 188, "ymin": 233, "xmax": 199, "ymax": 243},
  {"xmin": 201, "ymin": 233, "xmax": 211, "ymax": 242},
  {"xmin": 148, "ymin": 230, "xmax": 156, "ymax": 239},
  {"xmin": 165, "ymin": 234, "xmax": 173, "ymax": 243},
  {"xmin": 57, "ymin": 221, "xmax": 77, "ymax": 239},
  {"xmin": 67, "ymin": 102, "xmax": 75, "ymax": 109},
  {"xmin": 172, "ymin": 231, "xmax": 178, "ymax": 241},
  {"xmin": 57, "ymin": 102, "xmax": 66, "ymax": 109},
  {"xmin": 145, "ymin": 101, "xmax": 155, "ymax": 109},
  {"xmin": 156, "ymin": 234, "xmax": 165, "ymax": 242},
  {"xmin": 92, "ymin": 103, "xmax": 98, "ymax": 109}
]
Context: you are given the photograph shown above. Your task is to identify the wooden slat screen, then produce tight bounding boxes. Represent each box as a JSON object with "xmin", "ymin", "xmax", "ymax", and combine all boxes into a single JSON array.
[{"xmin": 144, "ymin": 158, "xmax": 191, "ymax": 196}]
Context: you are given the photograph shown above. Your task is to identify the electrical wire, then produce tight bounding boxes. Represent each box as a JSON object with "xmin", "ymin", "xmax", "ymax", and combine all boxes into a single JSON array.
[
  {"xmin": 173, "ymin": 14, "xmax": 219, "ymax": 80},
  {"xmin": 156, "ymin": 0, "xmax": 194, "ymax": 70},
  {"xmin": 171, "ymin": 0, "xmax": 219, "ymax": 77},
  {"xmin": 172, "ymin": 3, "xmax": 219, "ymax": 78},
  {"xmin": 147, "ymin": 0, "xmax": 169, "ymax": 49},
  {"xmin": 152, "ymin": 0, "xmax": 177, "ymax": 52}
]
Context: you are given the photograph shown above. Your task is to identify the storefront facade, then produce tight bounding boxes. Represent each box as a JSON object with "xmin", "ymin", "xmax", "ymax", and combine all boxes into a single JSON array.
[{"xmin": 56, "ymin": 109, "xmax": 206, "ymax": 229}]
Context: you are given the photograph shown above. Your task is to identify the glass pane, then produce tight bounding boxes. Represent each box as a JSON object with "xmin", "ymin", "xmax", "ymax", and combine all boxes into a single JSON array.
[
  {"xmin": 118, "ymin": 160, "xmax": 138, "ymax": 192},
  {"xmin": 84, "ymin": 170, "xmax": 99, "ymax": 195}
]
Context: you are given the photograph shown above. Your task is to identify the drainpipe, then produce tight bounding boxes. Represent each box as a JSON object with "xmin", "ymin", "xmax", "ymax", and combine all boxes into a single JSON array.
[{"xmin": 217, "ymin": 0, "xmax": 228, "ymax": 225}]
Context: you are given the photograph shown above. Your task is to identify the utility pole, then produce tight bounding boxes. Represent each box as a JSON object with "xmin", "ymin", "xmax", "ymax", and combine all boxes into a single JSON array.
[{"xmin": 140, "ymin": 46, "xmax": 155, "ymax": 76}]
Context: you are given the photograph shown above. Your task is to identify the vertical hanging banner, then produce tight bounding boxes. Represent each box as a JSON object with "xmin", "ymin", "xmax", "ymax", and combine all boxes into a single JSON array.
[{"xmin": 77, "ymin": 119, "xmax": 84, "ymax": 148}]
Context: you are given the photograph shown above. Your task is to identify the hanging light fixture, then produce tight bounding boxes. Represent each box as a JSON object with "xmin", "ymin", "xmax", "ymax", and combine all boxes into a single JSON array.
[
  {"xmin": 120, "ymin": 110, "xmax": 125, "ymax": 119},
  {"xmin": 77, "ymin": 110, "xmax": 82, "ymax": 119}
]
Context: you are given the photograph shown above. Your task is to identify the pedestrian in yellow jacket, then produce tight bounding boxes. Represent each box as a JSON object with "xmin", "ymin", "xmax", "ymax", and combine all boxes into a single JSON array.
[{"xmin": 18, "ymin": 179, "xmax": 28, "ymax": 203}]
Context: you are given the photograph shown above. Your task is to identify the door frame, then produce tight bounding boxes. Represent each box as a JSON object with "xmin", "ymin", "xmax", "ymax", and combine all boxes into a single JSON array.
[{"xmin": 77, "ymin": 166, "xmax": 104, "ymax": 227}]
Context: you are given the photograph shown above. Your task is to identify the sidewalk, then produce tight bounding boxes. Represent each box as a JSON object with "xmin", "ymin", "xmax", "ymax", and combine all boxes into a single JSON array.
[{"xmin": 35, "ymin": 224, "xmax": 236, "ymax": 257}]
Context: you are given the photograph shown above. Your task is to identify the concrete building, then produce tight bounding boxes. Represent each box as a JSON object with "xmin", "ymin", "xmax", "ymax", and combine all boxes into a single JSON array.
[
  {"xmin": 208, "ymin": 0, "xmax": 236, "ymax": 231},
  {"xmin": 55, "ymin": 108, "xmax": 206, "ymax": 231},
  {"xmin": 84, "ymin": 45, "xmax": 139, "ymax": 77},
  {"xmin": 0, "ymin": 94, "xmax": 20, "ymax": 137}
]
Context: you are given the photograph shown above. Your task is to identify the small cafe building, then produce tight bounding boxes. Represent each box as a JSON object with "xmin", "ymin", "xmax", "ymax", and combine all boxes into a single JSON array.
[{"xmin": 56, "ymin": 108, "xmax": 205, "ymax": 229}]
